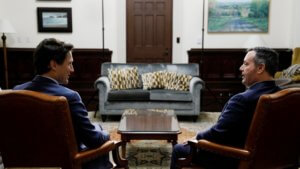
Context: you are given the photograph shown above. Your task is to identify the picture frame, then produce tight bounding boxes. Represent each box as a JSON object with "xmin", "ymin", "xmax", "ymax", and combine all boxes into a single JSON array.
[
  {"xmin": 37, "ymin": 7, "xmax": 72, "ymax": 33},
  {"xmin": 37, "ymin": 0, "xmax": 71, "ymax": 1},
  {"xmin": 207, "ymin": 0, "xmax": 269, "ymax": 33}
]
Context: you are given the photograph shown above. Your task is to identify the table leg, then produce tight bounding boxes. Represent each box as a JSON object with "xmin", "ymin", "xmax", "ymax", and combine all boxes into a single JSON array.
[{"xmin": 121, "ymin": 141, "xmax": 126, "ymax": 158}]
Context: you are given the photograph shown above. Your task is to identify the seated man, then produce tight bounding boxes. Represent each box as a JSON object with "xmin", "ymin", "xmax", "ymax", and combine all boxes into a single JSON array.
[
  {"xmin": 14, "ymin": 38, "xmax": 112, "ymax": 169},
  {"xmin": 170, "ymin": 47, "xmax": 280, "ymax": 169}
]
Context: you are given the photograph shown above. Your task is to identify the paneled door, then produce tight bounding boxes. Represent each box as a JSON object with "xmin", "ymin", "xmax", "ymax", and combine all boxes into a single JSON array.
[{"xmin": 127, "ymin": 0, "xmax": 172, "ymax": 63}]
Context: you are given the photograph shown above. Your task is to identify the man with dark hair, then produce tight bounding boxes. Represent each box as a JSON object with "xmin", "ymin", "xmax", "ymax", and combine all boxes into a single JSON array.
[
  {"xmin": 14, "ymin": 38, "xmax": 112, "ymax": 169},
  {"xmin": 170, "ymin": 47, "xmax": 280, "ymax": 169}
]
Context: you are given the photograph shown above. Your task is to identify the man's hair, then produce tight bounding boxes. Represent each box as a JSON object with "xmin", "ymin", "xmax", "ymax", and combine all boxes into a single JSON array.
[
  {"xmin": 33, "ymin": 38, "xmax": 74, "ymax": 74},
  {"xmin": 247, "ymin": 47, "xmax": 279, "ymax": 77}
]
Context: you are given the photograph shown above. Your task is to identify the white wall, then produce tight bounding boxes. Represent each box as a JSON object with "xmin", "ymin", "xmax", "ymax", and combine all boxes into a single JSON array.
[
  {"xmin": 0, "ymin": 0, "xmax": 299, "ymax": 63},
  {"xmin": 0, "ymin": 0, "xmax": 104, "ymax": 48},
  {"xmin": 291, "ymin": 0, "xmax": 300, "ymax": 48}
]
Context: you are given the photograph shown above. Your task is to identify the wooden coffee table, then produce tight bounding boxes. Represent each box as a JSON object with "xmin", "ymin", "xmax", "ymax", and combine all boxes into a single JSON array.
[{"xmin": 117, "ymin": 109, "xmax": 181, "ymax": 157}]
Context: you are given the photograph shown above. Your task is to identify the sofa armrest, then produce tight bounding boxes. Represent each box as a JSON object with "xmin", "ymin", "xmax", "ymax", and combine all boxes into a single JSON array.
[
  {"xmin": 94, "ymin": 76, "xmax": 111, "ymax": 91},
  {"xmin": 189, "ymin": 77, "xmax": 205, "ymax": 93},
  {"xmin": 94, "ymin": 77, "xmax": 111, "ymax": 106},
  {"xmin": 189, "ymin": 77, "xmax": 205, "ymax": 115}
]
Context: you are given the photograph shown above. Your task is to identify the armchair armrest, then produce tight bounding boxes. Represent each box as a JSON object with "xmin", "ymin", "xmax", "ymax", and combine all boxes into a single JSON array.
[
  {"xmin": 190, "ymin": 139, "xmax": 251, "ymax": 160},
  {"xmin": 112, "ymin": 141, "xmax": 129, "ymax": 168},
  {"xmin": 74, "ymin": 140, "xmax": 115, "ymax": 163},
  {"xmin": 74, "ymin": 140, "xmax": 128, "ymax": 168},
  {"xmin": 177, "ymin": 139, "xmax": 251, "ymax": 167}
]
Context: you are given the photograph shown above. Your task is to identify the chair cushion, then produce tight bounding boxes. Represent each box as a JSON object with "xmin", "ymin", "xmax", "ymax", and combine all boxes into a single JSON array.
[{"xmin": 107, "ymin": 89, "xmax": 150, "ymax": 101}]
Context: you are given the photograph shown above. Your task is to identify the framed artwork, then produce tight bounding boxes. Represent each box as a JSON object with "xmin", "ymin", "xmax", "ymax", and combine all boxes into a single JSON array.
[
  {"xmin": 37, "ymin": 0, "xmax": 71, "ymax": 1},
  {"xmin": 208, "ymin": 0, "xmax": 269, "ymax": 33},
  {"xmin": 37, "ymin": 7, "xmax": 72, "ymax": 33}
]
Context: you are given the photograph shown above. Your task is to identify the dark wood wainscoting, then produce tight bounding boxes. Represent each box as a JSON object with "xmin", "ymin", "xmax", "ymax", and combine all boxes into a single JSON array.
[
  {"xmin": 188, "ymin": 48, "xmax": 293, "ymax": 112},
  {"xmin": 0, "ymin": 48, "xmax": 112, "ymax": 111}
]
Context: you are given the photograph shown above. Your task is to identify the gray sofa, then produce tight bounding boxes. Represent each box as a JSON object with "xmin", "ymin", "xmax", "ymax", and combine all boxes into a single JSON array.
[{"xmin": 94, "ymin": 62, "xmax": 204, "ymax": 121}]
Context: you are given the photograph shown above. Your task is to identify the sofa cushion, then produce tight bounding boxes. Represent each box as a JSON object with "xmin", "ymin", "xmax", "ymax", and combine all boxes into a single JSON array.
[
  {"xmin": 163, "ymin": 72, "xmax": 192, "ymax": 91},
  {"xmin": 105, "ymin": 101, "xmax": 194, "ymax": 110},
  {"xmin": 142, "ymin": 71, "xmax": 165, "ymax": 90},
  {"xmin": 150, "ymin": 89, "xmax": 193, "ymax": 102},
  {"xmin": 107, "ymin": 89, "xmax": 150, "ymax": 101},
  {"xmin": 108, "ymin": 67, "xmax": 141, "ymax": 90}
]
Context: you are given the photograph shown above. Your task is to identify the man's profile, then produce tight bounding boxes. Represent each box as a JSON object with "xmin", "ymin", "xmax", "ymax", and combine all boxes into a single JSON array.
[
  {"xmin": 13, "ymin": 38, "xmax": 112, "ymax": 169},
  {"xmin": 170, "ymin": 47, "xmax": 280, "ymax": 169}
]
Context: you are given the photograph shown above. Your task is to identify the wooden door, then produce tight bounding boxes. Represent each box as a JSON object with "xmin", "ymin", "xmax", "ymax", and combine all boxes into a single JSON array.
[{"xmin": 127, "ymin": 0, "xmax": 172, "ymax": 63}]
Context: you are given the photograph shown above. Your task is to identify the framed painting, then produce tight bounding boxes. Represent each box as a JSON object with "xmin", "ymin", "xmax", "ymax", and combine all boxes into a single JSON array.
[
  {"xmin": 208, "ymin": 0, "xmax": 269, "ymax": 33},
  {"xmin": 37, "ymin": 0, "xmax": 71, "ymax": 1},
  {"xmin": 37, "ymin": 7, "xmax": 72, "ymax": 33}
]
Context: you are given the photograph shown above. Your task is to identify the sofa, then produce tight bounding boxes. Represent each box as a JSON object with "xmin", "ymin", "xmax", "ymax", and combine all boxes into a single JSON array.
[{"xmin": 94, "ymin": 62, "xmax": 204, "ymax": 121}]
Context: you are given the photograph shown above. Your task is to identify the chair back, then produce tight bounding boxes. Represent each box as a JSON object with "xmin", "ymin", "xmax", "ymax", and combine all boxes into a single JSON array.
[
  {"xmin": 0, "ymin": 90, "xmax": 78, "ymax": 169},
  {"xmin": 241, "ymin": 88, "xmax": 300, "ymax": 169},
  {"xmin": 291, "ymin": 47, "xmax": 300, "ymax": 65}
]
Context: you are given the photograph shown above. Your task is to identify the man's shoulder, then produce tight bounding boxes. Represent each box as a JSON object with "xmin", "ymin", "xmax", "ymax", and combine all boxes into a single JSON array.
[
  {"xmin": 56, "ymin": 85, "xmax": 80, "ymax": 98},
  {"xmin": 235, "ymin": 81, "xmax": 279, "ymax": 102},
  {"xmin": 13, "ymin": 82, "xmax": 32, "ymax": 90}
]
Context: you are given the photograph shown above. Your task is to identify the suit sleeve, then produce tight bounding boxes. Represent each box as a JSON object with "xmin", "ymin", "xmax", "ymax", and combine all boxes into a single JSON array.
[
  {"xmin": 68, "ymin": 91, "xmax": 110, "ymax": 148},
  {"xmin": 196, "ymin": 94, "xmax": 248, "ymax": 145}
]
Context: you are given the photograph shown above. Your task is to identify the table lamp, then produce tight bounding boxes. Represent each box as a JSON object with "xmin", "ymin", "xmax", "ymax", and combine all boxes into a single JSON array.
[
  {"xmin": 0, "ymin": 19, "xmax": 16, "ymax": 89},
  {"xmin": 243, "ymin": 35, "xmax": 267, "ymax": 49}
]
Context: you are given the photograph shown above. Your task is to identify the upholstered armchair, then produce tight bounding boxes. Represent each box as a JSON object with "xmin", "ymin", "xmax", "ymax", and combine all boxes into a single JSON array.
[
  {"xmin": 0, "ymin": 90, "xmax": 128, "ymax": 169},
  {"xmin": 275, "ymin": 47, "xmax": 300, "ymax": 88},
  {"xmin": 178, "ymin": 88, "xmax": 300, "ymax": 169}
]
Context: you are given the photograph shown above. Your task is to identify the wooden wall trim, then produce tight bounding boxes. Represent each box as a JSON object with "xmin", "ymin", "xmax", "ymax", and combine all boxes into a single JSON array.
[{"xmin": 188, "ymin": 48, "xmax": 293, "ymax": 72}]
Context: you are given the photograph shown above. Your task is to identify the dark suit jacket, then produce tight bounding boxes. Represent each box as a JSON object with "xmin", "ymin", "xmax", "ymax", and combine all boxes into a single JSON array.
[
  {"xmin": 195, "ymin": 80, "xmax": 280, "ymax": 168},
  {"xmin": 14, "ymin": 75, "xmax": 111, "ymax": 168}
]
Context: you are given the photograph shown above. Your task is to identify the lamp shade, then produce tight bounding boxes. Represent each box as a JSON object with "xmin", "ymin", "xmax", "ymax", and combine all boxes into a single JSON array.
[
  {"xmin": 243, "ymin": 35, "xmax": 267, "ymax": 48},
  {"xmin": 0, "ymin": 19, "xmax": 16, "ymax": 33}
]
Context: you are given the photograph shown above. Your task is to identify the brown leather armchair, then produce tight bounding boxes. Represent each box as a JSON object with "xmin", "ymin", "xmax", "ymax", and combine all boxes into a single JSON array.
[
  {"xmin": 178, "ymin": 88, "xmax": 300, "ymax": 169},
  {"xmin": 0, "ymin": 90, "xmax": 128, "ymax": 169}
]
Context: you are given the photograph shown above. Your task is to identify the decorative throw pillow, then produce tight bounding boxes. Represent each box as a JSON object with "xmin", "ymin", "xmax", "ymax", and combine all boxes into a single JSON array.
[
  {"xmin": 108, "ymin": 67, "xmax": 141, "ymax": 90},
  {"xmin": 176, "ymin": 73, "xmax": 192, "ymax": 91},
  {"xmin": 163, "ymin": 72, "xmax": 178, "ymax": 90},
  {"xmin": 142, "ymin": 71, "xmax": 165, "ymax": 90},
  {"xmin": 163, "ymin": 72, "xmax": 192, "ymax": 91}
]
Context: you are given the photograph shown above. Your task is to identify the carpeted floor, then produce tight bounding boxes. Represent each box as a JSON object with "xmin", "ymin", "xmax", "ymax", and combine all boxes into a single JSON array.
[{"xmin": 89, "ymin": 111, "xmax": 220, "ymax": 169}]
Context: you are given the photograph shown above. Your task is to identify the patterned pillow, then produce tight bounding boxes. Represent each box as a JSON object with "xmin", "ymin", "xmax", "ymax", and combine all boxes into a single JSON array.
[
  {"xmin": 142, "ymin": 71, "xmax": 165, "ymax": 90},
  {"xmin": 176, "ymin": 73, "xmax": 192, "ymax": 91},
  {"xmin": 108, "ymin": 67, "xmax": 141, "ymax": 90},
  {"xmin": 163, "ymin": 72, "xmax": 192, "ymax": 91}
]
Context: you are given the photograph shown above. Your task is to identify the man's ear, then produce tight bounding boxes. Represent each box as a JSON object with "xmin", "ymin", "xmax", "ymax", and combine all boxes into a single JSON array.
[
  {"xmin": 257, "ymin": 64, "xmax": 265, "ymax": 74},
  {"xmin": 49, "ymin": 60, "xmax": 57, "ymax": 71}
]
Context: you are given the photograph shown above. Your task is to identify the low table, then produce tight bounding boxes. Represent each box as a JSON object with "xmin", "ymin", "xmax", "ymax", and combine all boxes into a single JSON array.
[{"xmin": 117, "ymin": 109, "xmax": 181, "ymax": 157}]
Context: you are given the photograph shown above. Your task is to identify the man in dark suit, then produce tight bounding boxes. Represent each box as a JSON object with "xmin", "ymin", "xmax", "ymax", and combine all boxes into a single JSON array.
[
  {"xmin": 14, "ymin": 38, "xmax": 112, "ymax": 169},
  {"xmin": 170, "ymin": 47, "xmax": 280, "ymax": 169}
]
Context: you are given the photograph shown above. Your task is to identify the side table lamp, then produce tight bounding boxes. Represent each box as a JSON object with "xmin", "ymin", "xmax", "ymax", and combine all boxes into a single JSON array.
[{"xmin": 0, "ymin": 19, "xmax": 16, "ymax": 89}]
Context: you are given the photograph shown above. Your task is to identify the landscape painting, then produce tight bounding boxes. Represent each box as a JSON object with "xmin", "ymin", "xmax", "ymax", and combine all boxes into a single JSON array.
[
  {"xmin": 208, "ymin": 0, "xmax": 269, "ymax": 33},
  {"xmin": 37, "ymin": 7, "xmax": 72, "ymax": 33}
]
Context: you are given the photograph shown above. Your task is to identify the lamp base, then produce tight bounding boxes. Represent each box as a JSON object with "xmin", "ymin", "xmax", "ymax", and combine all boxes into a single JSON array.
[{"xmin": 2, "ymin": 33, "xmax": 9, "ymax": 89}]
